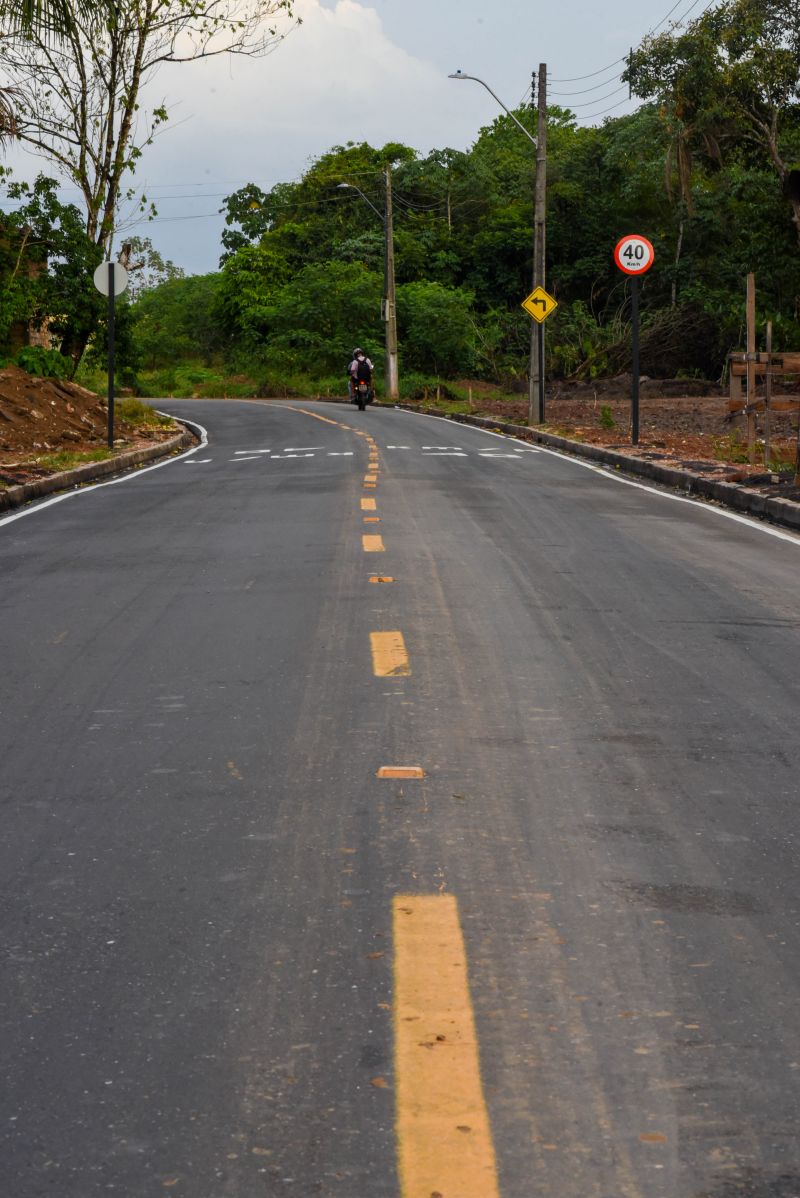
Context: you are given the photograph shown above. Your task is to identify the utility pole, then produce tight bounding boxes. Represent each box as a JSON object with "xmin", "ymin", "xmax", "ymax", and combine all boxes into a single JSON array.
[
  {"xmin": 528, "ymin": 63, "xmax": 547, "ymax": 426},
  {"xmin": 384, "ymin": 165, "xmax": 399, "ymax": 401}
]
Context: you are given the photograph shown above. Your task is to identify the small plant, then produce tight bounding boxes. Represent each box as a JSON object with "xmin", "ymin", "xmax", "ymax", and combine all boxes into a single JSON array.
[
  {"xmin": 34, "ymin": 448, "xmax": 112, "ymax": 470},
  {"xmin": 115, "ymin": 398, "xmax": 174, "ymax": 428},
  {"xmin": 599, "ymin": 405, "xmax": 615, "ymax": 431},
  {"xmin": 14, "ymin": 346, "xmax": 72, "ymax": 378}
]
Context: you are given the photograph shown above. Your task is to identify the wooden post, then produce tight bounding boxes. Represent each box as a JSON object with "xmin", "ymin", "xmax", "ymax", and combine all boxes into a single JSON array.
[{"xmin": 746, "ymin": 273, "xmax": 757, "ymax": 464}]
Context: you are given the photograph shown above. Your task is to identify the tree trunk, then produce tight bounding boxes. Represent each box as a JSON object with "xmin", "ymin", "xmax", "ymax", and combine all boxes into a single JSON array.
[{"xmin": 59, "ymin": 323, "xmax": 93, "ymax": 377}]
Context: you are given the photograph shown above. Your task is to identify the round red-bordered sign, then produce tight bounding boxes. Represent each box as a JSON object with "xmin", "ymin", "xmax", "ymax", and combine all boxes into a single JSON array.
[{"xmin": 614, "ymin": 235, "xmax": 655, "ymax": 276}]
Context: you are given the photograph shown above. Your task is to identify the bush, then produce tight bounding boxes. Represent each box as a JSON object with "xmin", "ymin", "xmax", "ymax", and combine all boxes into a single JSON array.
[
  {"xmin": 13, "ymin": 346, "xmax": 73, "ymax": 378},
  {"xmin": 396, "ymin": 281, "xmax": 476, "ymax": 376}
]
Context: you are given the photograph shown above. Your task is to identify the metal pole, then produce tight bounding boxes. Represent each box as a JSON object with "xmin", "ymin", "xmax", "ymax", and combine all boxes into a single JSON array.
[
  {"xmin": 529, "ymin": 63, "xmax": 547, "ymax": 425},
  {"xmin": 631, "ymin": 277, "xmax": 640, "ymax": 445},
  {"xmin": 746, "ymin": 272, "xmax": 757, "ymax": 464},
  {"xmin": 107, "ymin": 261, "xmax": 115, "ymax": 449},
  {"xmin": 537, "ymin": 323, "xmax": 545, "ymax": 423},
  {"xmin": 764, "ymin": 319, "xmax": 772, "ymax": 468},
  {"xmin": 384, "ymin": 165, "xmax": 399, "ymax": 401}
]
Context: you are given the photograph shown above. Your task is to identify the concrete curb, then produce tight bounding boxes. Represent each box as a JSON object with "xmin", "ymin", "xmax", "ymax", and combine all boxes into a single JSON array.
[
  {"xmin": 0, "ymin": 427, "xmax": 196, "ymax": 513},
  {"xmin": 381, "ymin": 403, "xmax": 800, "ymax": 534}
]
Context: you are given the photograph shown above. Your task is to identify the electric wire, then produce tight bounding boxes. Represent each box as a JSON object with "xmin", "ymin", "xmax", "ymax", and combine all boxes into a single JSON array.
[{"xmin": 551, "ymin": 0, "xmax": 713, "ymax": 86}]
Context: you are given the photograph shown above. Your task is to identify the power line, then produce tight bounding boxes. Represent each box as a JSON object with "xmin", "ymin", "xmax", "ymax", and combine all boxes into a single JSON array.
[{"xmin": 552, "ymin": 0, "xmax": 714, "ymax": 85}]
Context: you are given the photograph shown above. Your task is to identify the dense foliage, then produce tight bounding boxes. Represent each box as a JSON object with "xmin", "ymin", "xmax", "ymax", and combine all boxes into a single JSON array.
[{"xmin": 3, "ymin": 0, "xmax": 800, "ymax": 392}]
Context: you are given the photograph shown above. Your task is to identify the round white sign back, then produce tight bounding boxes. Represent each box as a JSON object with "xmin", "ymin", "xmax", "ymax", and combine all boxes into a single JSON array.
[{"xmin": 93, "ymin": 261, "xmax": 129, "ymax": 296}]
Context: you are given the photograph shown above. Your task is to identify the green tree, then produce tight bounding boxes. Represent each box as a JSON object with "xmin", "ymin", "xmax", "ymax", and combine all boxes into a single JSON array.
[
  {"xmin": 0, "ymin": 0, "xmax": 297, "ymax": 365},
  {"xmin": 396, "ymin": 281, "xmax": 476, "ymax": 376},
  {"xmin": 627, "ymin": 0, "xmax": 800, "ymax": 244},
  {"xmin": 0, "ymin": 171, "xmax": 101, "ymax": 357}
]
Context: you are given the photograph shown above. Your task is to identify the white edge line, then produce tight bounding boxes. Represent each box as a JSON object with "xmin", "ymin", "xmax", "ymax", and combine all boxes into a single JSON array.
[
  {"xmin": 398, "ymin": 408, "xmax": 800, "ymax": 547},
  {"xmin": 0, "ymin": 414, "xmax": 208, "ymax": 529}
]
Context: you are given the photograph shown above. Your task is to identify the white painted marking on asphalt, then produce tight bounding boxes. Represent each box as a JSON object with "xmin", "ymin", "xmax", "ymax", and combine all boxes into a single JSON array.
[
  {"xmin": 0, "ymin": 415, "xmax": 209, "ymax": 529},
  {"xmin": 284, "ymin": 453, "xmax": 315, "ymax": 458},
  {"xmin": 401, "ymin": 409, "xmax": 800, "ymax": 546},
  {"xmin": 422, "ymin": 452, "xmax": 468, "ymax": 457},
  {"xmin": 285, "ymin": 446, "xmax": 324, "ymax": 452},
  {"xmin": 328, "ymin": 452, "xmax": 354, "ymax": 456},
  {"xmin": 230, "ymin": 456, "xmax": 263, "ymax": 462},
  {"xmin": 478, "ymin": 452, "xmax": 525, "ymax": 459},
  {"xmin": 185, "ymin": 459, "xmax": 212, "ymax": 464},
  {"xmin": 422, "ymin": 445, "xmax": 463, "ymax": 450},
  {"xmin": 386, "ymin": 445, "xmax": 410, "ymax": 449},
  {"xmin": 234, "ymin": 449, "xmax": 271, "ymax": 455}
]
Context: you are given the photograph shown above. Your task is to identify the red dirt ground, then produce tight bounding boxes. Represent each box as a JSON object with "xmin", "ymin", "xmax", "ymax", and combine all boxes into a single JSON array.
[{"xmin": 0, "ymin": 366, "xmax": 178, "ymax": 486}]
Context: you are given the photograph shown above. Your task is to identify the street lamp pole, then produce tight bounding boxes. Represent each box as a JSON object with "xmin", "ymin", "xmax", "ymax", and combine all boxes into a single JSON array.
[
  {"xmin": 337, "ymin": 177, "xmax": 399, "ymax": 402},
  {"xmin": 449, "ymin": 69, "xmax": 547, "ymax": 425}
]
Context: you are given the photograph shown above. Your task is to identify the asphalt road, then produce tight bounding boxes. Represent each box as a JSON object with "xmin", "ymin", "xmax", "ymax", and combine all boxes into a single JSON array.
[{"xmin": 2, "ymin": 398, "xmax": 799, "ymax": 1198}]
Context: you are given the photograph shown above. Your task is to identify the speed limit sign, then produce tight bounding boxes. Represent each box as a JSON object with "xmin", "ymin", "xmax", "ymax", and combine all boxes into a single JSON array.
[{"xmin": 614, "ymin": 235, "xmax": 655, "ymax": 275}]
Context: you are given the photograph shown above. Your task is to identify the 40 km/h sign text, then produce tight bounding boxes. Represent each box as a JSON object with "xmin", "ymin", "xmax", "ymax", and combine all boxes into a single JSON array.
[{"xmin": 614, "ymin": 235, "xmax": 655, "ymax": 276}]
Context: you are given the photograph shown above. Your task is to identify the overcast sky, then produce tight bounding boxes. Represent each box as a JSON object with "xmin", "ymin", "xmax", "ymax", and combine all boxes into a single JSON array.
[{"xmin": 4, "ymin": 0, "xmax": 695, "ymax": 274}]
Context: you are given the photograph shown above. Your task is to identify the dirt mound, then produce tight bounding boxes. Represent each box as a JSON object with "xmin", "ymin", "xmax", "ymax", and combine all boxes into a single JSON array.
[
  {"xmin": 0, "ymin": 365, "xmax": 112, "ymax": 453},
  {"xmin": 0, "ymin": 366, "xmax": 178, "ymax": 486}
]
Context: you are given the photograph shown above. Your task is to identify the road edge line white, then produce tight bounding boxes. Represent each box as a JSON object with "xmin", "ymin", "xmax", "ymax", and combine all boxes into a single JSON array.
[
  {"xmin": 0, "ymin": 414, "xmax": 208, "ymax": 530},
  {"xmin": 400, "ymin": 408, "xmax": 800, "ymax": 547}
]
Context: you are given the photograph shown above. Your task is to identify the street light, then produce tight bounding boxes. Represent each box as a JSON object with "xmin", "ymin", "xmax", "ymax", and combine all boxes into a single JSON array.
[
  {"xmin": 448, "ymin": 71, "xmax": 537, "ymax": 149},
  {"xmin": 450, "ymin": 68, "xmax": 547, "ymax": 426},
  {"xmin": 337, "ymin": 176, "xmax": 399, "ymax": 401}
]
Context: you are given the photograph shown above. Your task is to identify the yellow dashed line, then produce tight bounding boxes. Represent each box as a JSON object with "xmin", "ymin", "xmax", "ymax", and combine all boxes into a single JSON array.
[
  {"xmin": 361, "ymin": 498, "xmax": 377, "ymax": 511},
  {"xmin": 363, "ymin": 535, "xmax": 385, "ymax": 553},
  {"xmin": 369, "ymin": 575, "xmax": 395, "ymax": 584},
  {"xmin": 393, "ymin": 895, "xmax": 500, "ymax": 1198},
  {"xmin": 284, "ymin": 405, "xmax": 341, "ymax": 427},
  {"xmin": 377, "ymin": 766, "xmax": 425, "ymax": 779},
  {"xmin": 364, "ymin": 473, "xmax": 377, "ymax": 483},
  {"xmin": 370, "ymin": 631, "xmax": 410, "ymax": 677}
]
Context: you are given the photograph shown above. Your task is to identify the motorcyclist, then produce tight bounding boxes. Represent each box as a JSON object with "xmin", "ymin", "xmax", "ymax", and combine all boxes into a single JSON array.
[{"xmin": 348, "ymin": 348, "xmax": 374, "ymax": 403}]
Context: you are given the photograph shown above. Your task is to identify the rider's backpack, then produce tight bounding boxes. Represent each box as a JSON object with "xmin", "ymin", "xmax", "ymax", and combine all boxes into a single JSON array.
[{"xmin": 356, "ymin": 358, "xmax": 371, "ymax": 383}]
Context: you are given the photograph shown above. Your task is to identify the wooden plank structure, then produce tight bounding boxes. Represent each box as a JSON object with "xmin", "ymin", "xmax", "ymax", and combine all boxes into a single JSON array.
[
  {"xmin": 727, "ymin": 272, "xmax": 800, "ymax": 466},
  {"xmin": 728, "ymin": 351, "xmax": 800, "ymax": 415}
]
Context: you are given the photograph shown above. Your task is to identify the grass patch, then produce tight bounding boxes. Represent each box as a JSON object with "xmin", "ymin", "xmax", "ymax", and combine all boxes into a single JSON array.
[
  {"xmin": 34, "ymin": 448, "xmax": 113, "ymax": 471},
  {"xmin": 115, "ymin": 398, "xmax": 175, "ymax": 428}
]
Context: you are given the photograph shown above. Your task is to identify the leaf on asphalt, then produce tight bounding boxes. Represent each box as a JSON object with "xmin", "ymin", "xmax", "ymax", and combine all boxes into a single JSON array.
[
  {"xmin": 371, "ymin": 1076, "xmax": 389, "ymax": 1088},
  {"xmin": 366, "ymin": 951, "xmax": 385, "ymax": 959}
]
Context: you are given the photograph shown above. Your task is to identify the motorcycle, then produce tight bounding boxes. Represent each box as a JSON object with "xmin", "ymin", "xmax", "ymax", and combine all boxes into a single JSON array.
[{"xmin": 353, "ymin": 379, "xmax": 374, "ymax": 411}]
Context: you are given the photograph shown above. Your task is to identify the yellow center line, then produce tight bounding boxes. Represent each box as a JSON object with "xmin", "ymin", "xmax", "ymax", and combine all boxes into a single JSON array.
[
  {"xmin": 284, "ymin": 405, "xmax": 341, "ymax": 427},
  {"xmin": 370, "ymin": 631, "xmax": 410, "ymax": 676},
  {"xmin": 393, "ymin": 895, "xmax": 500, "ymax": 1198},
  {"xmin": 362, "ymin": 535, "xmax": 385, "ymax": 553},
  {"xmin": 361, "ymin": 498, "xmax": 377, "ymax": 511},
  {"xmin": 364, "ymin": 474, "xmax": 377, "ymax": 483}
]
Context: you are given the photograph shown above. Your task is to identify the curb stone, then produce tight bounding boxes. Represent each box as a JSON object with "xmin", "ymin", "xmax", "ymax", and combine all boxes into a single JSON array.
[{"xmin": 0, "ymin": 427, "xmax": 196, "ymax": 514}]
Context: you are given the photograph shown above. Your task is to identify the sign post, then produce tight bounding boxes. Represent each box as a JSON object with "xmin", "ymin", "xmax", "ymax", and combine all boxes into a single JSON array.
[
  {"xmin": 521, "ymin": 285, "xmax": 558, "ymax": 423},
  {"xmin": 614, "ymin": 235, "xmax": 654, "ymax": 446},
  {"xmin": 93, "ymin": 261, "xmax": 129, "ymax": 449}
]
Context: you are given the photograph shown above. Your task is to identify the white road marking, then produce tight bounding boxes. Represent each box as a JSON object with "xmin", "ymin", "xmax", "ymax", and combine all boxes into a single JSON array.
[
  {"xmin": 422, "ymin": 452, "xmax": 468, "ymax": 457},
  {"xmin": 285, "ymin": 446, "xmax": 324, "ymax": 451},
  {"xmin": 185, "ymin": 459, "xmax": 213, "ymax": 464},
  {"xmin": 478, "ymin": 452, "xmax": 525, "ymax": 459},
  {"xmin": 386, "ymin": 445, "xmax": 410, "ymax": 449},
  {"xmin": 0, "ymin": 415, "xmax": 209, "ymax": 529},
  {"xmin": 401, "ymin": 408, "xmax": 800, "ymax": 547},
  {"xmin": 328, "ymin": 452, "xmax": 354, "ymax": 456},
  {"xmin": 284, "ymin": 453, "xmax": 315, "ymax": 458},
  {"xmin": 230, "ymin": 456, "xmax": 263, "ymax": 462},
  {"xmin": 422, "ymin": 445, "xmax": 463, "ymax": 450}
]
